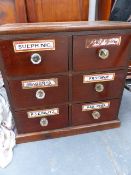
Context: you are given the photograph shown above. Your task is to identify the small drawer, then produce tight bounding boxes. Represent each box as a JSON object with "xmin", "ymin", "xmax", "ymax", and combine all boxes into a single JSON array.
[
  {"xmin": 72, "ymin": 70, "xmax": 126, "ymax": 102},
  {"xmin": 9, "ymin": 75, "xmax": 68, "ymax": 110},
  {"xmin": 73, "ymin": 34, "xmax": 130, "ymax": 71},
  {"xmin": 0, "ymin": 36, "xmax": 68, "ymax": 76},
  {"xmin": 72, "ymin": 99, "xmax": 120, "ymax": 126},
  {"xmin": 14, "ymin": 105, "xmax": 69, "ymax": 134}
]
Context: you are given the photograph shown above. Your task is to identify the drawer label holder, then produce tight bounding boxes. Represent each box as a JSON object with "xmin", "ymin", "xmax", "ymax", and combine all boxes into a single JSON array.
[
  {"xmin": 27, "ymin": 108, "xmax": 59, "ymax": 118},
  {"xmin": 22, "ymin": 78, "xmax": 58, "ymax": 89},
  {"xmin": 85, "ymin": 36, "xmax": 121, "ymax": 48},
  {"xmin": 13, "ymin": 40, "xmax": 55, "ymax": 52},
  {"xmin": 82, "ymin": 101, "xmax": 110, "ymax": 111},
  {"xmin": 83, "ymin": 73, "xmax": 115, "ymax": 83}
]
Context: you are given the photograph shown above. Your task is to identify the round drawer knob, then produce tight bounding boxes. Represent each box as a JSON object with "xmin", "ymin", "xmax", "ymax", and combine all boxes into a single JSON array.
[
  {"xmin": 31, "ymin": 53, "xmax": 42, "ymax": 64},
  {"xmin": 36, "ymin": 89, "xmax": 45, "ymax": 99},
  {"xmin": 92, "ymin": 111, "xmax": 101, "ymax": 120},
  {"xmin": 40, "ymin": 118, "xmax": 48, "ymax": 127},
  {"xmin": 95, "ymin": 83, "xmax": 104, "ymax": 92},
  {"xmin": 99, "ymin": 49, "xmax": 109, "ymax": 59}
]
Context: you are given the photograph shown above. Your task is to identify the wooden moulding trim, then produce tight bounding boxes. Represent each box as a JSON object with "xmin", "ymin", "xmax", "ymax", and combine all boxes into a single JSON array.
[
  {"xmin": 0, "ymin": 21, "xmax": 131, "ymax": 35},
  {"xmin": 16, "ymin": 120, "xmax": 120, "ymax": 144}
]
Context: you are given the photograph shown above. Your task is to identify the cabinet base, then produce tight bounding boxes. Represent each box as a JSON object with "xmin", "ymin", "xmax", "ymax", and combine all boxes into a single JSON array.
[{"xmin": 16, "ymin": 120, "xmax": 120, "ymax": 144}]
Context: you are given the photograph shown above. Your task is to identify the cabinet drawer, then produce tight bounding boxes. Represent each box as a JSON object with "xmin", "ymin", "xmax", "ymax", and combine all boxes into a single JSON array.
[
  {"xmin": 14, "ymin": 105, "xmax": 69, "ymax": 134},
  {"xmin": 9, "ymin": 75, "xmax": 68, "ymax": 110},
  {"xmin": 73, "ymin": 34, "xmax": 130, "ymax": 71},
  {"xmin": 72, "ymin": 99, "xmax": 120, "ymax": 126},
  {"xmin": 72, "ymin": 70, "xmax": 126, "ymax": 102},
  {"xmin": 0, "ymin": 36, "xmax": 68, "ymax": 76}
]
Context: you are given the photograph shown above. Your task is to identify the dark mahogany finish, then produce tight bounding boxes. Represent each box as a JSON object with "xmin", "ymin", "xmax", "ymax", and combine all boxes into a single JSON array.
[
  {"xmin": 0, "ymin": 36, "xmax": 69, "ymax": 77},
  {"xmin": 0, "ymin": 21, "xmax": 130, "ymax": 143},
  {"xmin": 9, "ymin": 75, "xmax": 69, "ymax": 110},
  {"xmin": 72, "ymin": 99, "xmax": 120, "ymax": 126},
  {"xmin": 72, "ymin": 70, "xmax": 126, "ymax": 102},
  {"xmin": 15, "ymin": 104, "xmax": 69, "ymax": 134},
  {"xmin": 73, "ymin": 34, "xmax": 130, "ymax": 71}
]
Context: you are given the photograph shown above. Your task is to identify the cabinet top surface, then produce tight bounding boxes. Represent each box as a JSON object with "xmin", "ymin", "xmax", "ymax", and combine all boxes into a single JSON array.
[{"xmin": 0, "ymin": 21, "xmax": 131, "ymax": 35}]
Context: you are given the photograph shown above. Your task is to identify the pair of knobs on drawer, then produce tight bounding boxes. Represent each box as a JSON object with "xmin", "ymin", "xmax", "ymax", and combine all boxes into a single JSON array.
[
  {"xmin": 36, "ymin": 84, "xmax": 104, "ymax": 100},
  {"xmin": 36, "ymin": 83, "xmax": 104, "ymax": 100},
  {"xmin": 40, "ymin": 111, "xmax": 101, "ymax": 127},
  {"xmin": 30, "ymin": 49, "xmax": 109, "ymax": 64}
]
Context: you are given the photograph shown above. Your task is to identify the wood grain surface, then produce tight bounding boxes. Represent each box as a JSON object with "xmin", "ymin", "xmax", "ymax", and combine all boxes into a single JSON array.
[
  {"xmin": 0, "ymin": 0, "xmax": 27, "ymax": 24},
  {"xmin": 26, "ymin": 0, "xmax": 89, "ymax": 22}
]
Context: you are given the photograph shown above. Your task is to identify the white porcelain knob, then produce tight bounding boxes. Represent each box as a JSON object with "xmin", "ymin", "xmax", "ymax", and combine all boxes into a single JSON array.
[
  {"xmin": 36, "ymin": 89, "xmax": 45, "ymax": 99},
  {"xmin": 31, "ymin": 53, "xmax": 42, "ymax": 64},
  {"xmin": 95, "ymin": 83, "xmax": 104, "ymax": 92},
  {"xmin": 40, "ymin": 118, "xmax": 48, "ymax": 127},
  {"xmin": 92, "ymin": 111, "xmax": 101, "ymax": 120},
  {"xmin": 99, "ymin": 49, "xmax": 109, "ymax": 60}
]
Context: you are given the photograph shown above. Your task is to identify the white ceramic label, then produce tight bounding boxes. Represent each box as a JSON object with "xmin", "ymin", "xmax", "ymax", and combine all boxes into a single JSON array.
[
  {"xmin": 22, "ymin": 78, "xmax": 58, "ymax": 89},
  {"xmin": 82, "ymin": 102, "xmax": 110, "ymax": 111},
  {"xmin": 27, "ymin": 108, "xmax": 59, "ymax": 118},
  {"xmin": 85, "ymin": 36, "xmax": 121, "ymax": 48},
  {"xmin": 13, "ymin": 40, "xmax": 55, "ymax": 52},
  {"xmin": 83, "ymin": 73, "xmax": 115, "ymax": 83}
]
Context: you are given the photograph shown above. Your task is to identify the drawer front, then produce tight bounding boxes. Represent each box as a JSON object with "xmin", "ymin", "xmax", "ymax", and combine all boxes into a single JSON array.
[
  {"xmin": 14, "ymin": 105, "xmax": 69, "ymax": 134},
  {"xmin": 72, "ymin": 99, "xmax": 120, "ymax": 126},
  {"xmin": 0, "ymin": 36, "xmax": 68, "ymax": 76},
  {"xmin": 73, "ymin": 34, "xmax": 130, "ymax": 71},
  {"xmin": 72, "ymin": 70, "xmax": 126, "ymax": 102},
  {"xmin": 9, "ymin": 75, "xmax": 68, "ymax": 110}
]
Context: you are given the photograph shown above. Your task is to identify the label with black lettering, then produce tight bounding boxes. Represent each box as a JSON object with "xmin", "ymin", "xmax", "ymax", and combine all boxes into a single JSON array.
[
  {"xmin": 13, "ymin": 40, "xmax": 55, "ymax": 52},
  {"xmin": 83, "ymin": 73, "xmax": 115, "ymax": 83},
  {"xmin": 27, "ymin": 108, "xmax": 59, "ymax": 118},
  {"xmin": 22, "ymin": 78, "xmax": 58, "ymax": 89},
  {"xmin": 82, "ymin": 101, "xmax": 110, "ymax": 111}
]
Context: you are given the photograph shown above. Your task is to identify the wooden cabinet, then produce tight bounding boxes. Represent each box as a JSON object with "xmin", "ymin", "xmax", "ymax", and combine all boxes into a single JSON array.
[{"xmin": 0, "ymin": 21, "xmax": 130, "ymax": 143}]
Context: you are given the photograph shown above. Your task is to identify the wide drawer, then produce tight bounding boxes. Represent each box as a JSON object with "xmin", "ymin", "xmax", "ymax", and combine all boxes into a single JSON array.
[
  {"xmin": 0, "ymin": 36, "xmax": 68, "ymax": 76},
  {"xmin": 9, "ymin": 75, "xmax": 68, "ymax": 110},
  {"xmin": 73, "ymin": 34, "xmax": 130, "ymax": 71},
  {"xmin": 14, "ymin": 104, "xmax": 69, "ymax": 134},
  {"xmin": 72, "ymin": 99, "xmax": 120, "ymax": 126},
  {"xmin": 72, "ymin": 70, "xmax": 126, "ymax": 102}
]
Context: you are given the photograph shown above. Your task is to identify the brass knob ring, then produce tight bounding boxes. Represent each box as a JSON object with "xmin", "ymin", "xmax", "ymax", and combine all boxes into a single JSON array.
[{"xmin": 99, "ymin": 49, "xmax": 109, "ymax": 60}]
